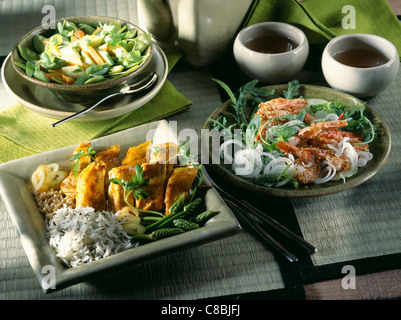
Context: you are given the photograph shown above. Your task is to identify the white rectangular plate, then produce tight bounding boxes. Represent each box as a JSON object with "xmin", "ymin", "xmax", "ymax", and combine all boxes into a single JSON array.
[{"xmin": 0, "ymin": 120, "xmax": 241, "ymax": 293}]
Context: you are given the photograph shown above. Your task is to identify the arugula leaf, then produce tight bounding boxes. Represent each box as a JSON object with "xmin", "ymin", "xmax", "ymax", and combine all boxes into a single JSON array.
[
  {"xmin": 212, "ymin": 78, "xmax": 275, "ymax": 130},
  {"xmin": 255, "ymin": 164, "xmax": 299, "ymax": 188},
  {"xmin": 342, "ymin": 102, "xmax": 376, "ymax": 143},
  {"xmin": 309, "ymin": 101, "xmax": 344, "ymax": 116},
  {"xmin": 283, "ymin": 80, "xmax": 300, "ymax": 99},
  {"xmin": 242, "ymin": 79, "xmax": 275, "ymax": 97},
  {"xmin": 176, "ymin": 141, "xmax": 198, "ymax": 165},
  {"xmin": 245, "ymin": 115, "xmax": 261, "ymax": 149},
  {"xmin": 212, "ymin": 78, "xmax": 237, "ymax": 104}
]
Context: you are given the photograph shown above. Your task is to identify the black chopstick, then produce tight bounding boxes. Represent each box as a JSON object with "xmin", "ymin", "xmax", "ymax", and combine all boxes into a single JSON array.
[
  {"xmin": 224, "ymin": 197, "xmax": 299, "ymax": 262},
  {"xmin": 232, "ymin": 197, "xmax": 317, "ymax": 255},
  {"xmin": 203, "ymin": 168, "xmax": 317, "ymax": 260}
]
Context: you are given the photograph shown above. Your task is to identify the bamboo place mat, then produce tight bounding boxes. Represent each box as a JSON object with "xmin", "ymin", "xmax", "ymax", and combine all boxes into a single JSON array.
[
  {"xmin": 291, "ymin": 70, "xmax": 401, "ymax": 285},
  {"xmin": 0, "ymin": 27, "xmax": 302, "ymax": 299},
  {"xmin": 210, "ymin": 47, "xmax": 401, "ymax": 297}
]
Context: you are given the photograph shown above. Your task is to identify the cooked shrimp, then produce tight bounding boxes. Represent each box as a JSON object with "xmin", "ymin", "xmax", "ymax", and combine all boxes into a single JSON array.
[
  {"xmin": 311, "ymin": 130, "xmax": 369, "ymax": 153},
  {"xmin": 325, "ymin": 154, "xmax": 351, "ymax": 172},
  {"xmin": 297, "ymin": 120, "xmax": 348, "ymax": 140},
  {"xmin": 255, "ymin": 98, "xmax": 315, "ymax": 141},
  {"xmin": 293, "ymin": 158, "xmax": 321, "ymax": 184},
  {"xmin": 276, "ymin": 141, "xmax": 331, "ymax": 163}
]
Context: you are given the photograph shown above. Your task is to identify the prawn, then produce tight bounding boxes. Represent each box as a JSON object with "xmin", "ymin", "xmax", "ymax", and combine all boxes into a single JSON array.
[
  {"xmin": 297, "ymin": 120, "xmax": 348, "ymax": 140},
  {"xmin": 255, "ymin": 98, "xmax": 315, "ymax": 142},
  {"xmin": 276, "ymin": 141, "xmax": 331, "ymax": 163},
  {"xmin": 277, "ymin": 140, "xmax": 352, "ymax": 181}
]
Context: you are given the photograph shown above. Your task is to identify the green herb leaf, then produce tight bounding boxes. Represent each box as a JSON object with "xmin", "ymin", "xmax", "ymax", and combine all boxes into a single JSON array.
[
  {"xmin": 283, "ymin": 80, "xmax": 300, "ymax": 99},
  {"xmin": 245, "ymin": 115, "xmax": 261, "ymax": 149},
  {"xmin": 212, "ymin": 78, "xmax": 237, "ymax": 104}
]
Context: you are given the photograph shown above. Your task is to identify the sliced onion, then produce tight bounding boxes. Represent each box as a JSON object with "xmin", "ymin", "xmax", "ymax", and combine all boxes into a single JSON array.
[
  {"xmin": 341, "ymin": 138, "xmax": 358, "ymax": 169},
  {"xmin": 357, "ymin": 151, "xmax": 373, "ymax": 167},
  {"xmin": 233, "ymin": 149, "xmax": 263, "ymax": 178},
  {"xmin": 314, "ymin": 160, "xmax": 337, "ymax": 184},
  {"xmin": 219, "ymin": 139, "xmax": 245, "ymax": 164}
]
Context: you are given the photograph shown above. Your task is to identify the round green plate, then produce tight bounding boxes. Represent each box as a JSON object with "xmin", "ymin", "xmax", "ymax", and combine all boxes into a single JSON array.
[{"xmin": 203, "ymin": 84, "xmax": 391, "ymax": 197}]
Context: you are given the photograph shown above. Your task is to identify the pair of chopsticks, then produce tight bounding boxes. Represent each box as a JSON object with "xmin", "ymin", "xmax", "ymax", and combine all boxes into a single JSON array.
[{"xmin": 203, "ymin": 168, "xmax": 316, "ymax": 262}]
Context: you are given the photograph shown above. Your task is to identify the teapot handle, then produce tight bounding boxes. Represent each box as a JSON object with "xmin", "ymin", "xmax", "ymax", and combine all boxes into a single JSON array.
[{"xmin": 137, "ymin": 0, "xmax": 173, "ymax": 43}]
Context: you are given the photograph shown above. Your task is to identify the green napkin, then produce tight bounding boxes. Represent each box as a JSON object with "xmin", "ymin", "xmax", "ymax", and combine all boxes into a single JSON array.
[
  {"xmin": 244, "ymin": 0, "xmax": 401, "ymax": 60},
  {"xmin": 0, "ymin": 50, "xmax": 192, "ymax": 164}
]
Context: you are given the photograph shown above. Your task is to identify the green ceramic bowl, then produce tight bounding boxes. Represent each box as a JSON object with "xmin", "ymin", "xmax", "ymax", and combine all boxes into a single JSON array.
[
  {"xmin": 10, "ymin": 16, "xmax": 153, "ymax": 104},
  {"xmin": 203, "ymin": 84, "xmax": 391, "ymax": 197}
]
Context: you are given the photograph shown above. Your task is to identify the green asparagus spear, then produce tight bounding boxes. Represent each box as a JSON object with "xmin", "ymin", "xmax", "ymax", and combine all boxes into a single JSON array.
[
  {"xmin": 173, "ymin": 219, "xmax": 199, "ymax": 231},
  {"xmin": 132, "ymin": 228, "xmax": 184, "ymax": 241},
  {"xmin": 192, "ymin": 210, "xmax": 217, "ymax": 225}
]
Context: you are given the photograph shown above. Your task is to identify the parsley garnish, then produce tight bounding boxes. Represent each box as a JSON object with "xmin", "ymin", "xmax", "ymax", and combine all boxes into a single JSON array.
[
  {"xmin": 109, "ymin": 163, "xmax": 150, "ymax": 201},
  {"xmin": 70, "ymin": 145, "xmax": 97, "ymax": 176}
]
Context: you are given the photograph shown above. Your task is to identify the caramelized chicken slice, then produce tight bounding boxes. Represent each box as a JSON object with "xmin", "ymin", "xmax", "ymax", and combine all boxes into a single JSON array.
[
  {"xmin": 147, "ymin": 142, "xmax": 178, "ymax": 179},
  {"xmin": 136, "ymin": 163, "xmax": 167, "ymax": 213},
  {"xmin": 75, "ymin": 161, "xmax": 107, "ymax": 211},
  {"xmin": 95, "ymin": 145, "xmax": 120, "ymax": 171},
  {"xmin": 122, "ymin": 140, "xmax": 152, "ymax": 167},
  {"xmin": 60, "ymin": 142, "xmax": 93, "ymax": 197},
  {"xmin": 108, "ymin": 165, "xmax": 137, "ymax": 213},
  {"xmin": 164, "ymin": 167, "xmax": 198, "ymax": 214},
  {"xmin": 95, "ymin": 144, "xmax": 121, "ymax": 192}
]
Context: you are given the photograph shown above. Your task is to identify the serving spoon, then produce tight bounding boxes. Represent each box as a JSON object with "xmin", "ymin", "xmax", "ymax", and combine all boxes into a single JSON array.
[{"xmin": 50, "ymin": 71, "xmax": 158, "ymax": 128}]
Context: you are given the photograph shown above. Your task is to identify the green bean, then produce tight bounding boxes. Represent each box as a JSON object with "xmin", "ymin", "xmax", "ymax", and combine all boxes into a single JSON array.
[
  {"xmin": 84, "ymin": 75, "xmax": 105, "ymax": 84},
  {"xmin": 78, "ymin": 23, "xmax": 96, "ymax": 35},
  {"xmin": 13, "ymin": 61, "xmax": 26, "ymax": 70}
]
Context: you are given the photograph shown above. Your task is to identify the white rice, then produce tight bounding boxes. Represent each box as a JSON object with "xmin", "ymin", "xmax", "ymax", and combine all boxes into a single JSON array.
[{"xmin": 46, "ymin": 206, "xmax": 134, "ymax": 268}]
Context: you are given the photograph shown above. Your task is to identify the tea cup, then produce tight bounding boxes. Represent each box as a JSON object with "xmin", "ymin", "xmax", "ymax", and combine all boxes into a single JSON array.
[
  {"xmin": 321, "ymin": 33, "xmax": 399, "ymax": 97},
  {"xmin": 233, "ymin": 22, "xmax": 309, "ymax": 84}
]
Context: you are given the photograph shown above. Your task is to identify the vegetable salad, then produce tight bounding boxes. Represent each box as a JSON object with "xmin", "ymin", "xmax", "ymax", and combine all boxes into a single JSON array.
[
  {"xmin": 209, "ymin": 80, "xmax": 376, "ymax": 188},
  {"xmin": 15, "ymin": 19, "xmax": 152, "ymax": 85}
]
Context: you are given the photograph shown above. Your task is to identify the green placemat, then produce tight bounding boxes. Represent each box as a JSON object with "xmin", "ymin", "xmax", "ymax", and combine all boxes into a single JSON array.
[{"xmin": 243, "ymin": 0, "xmax": 401, "ymax": 60}]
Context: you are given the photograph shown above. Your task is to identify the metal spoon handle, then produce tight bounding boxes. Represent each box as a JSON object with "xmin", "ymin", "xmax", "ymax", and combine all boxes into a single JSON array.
[
  {"xmin": 50, "ymin": 72, "xmax": 158, "ymax": 128},
  {"xmin": 50, "ymin": 92, "xmax": 124, "ymax": 128}
]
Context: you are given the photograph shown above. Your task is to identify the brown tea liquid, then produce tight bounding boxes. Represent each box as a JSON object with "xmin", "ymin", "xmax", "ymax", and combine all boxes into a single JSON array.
[
  {"xmin": 333, "ymin": 47, "xmax": 389, "ymax": 68},
  {"xmin": 244, "ymin": 32, "xmax": 298, "ymax": 54}
]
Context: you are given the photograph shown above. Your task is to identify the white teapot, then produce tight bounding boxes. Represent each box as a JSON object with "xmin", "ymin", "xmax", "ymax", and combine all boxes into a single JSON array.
[{"xmin": 137, "ymin": 0, "xmax": 253, "ymax": 67}]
